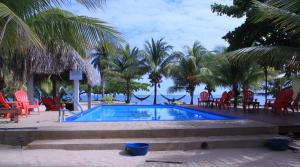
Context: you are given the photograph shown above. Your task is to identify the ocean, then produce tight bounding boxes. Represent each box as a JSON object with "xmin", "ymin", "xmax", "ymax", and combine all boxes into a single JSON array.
[{"xmin": 80, "ymin": 94, "xmax": 271, "ymax": 105}]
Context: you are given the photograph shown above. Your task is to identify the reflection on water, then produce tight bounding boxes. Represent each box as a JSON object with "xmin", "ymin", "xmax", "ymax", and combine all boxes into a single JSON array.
[{"xmin": 71, "ymin": 105, "xmax": 233, "ymax": 122}]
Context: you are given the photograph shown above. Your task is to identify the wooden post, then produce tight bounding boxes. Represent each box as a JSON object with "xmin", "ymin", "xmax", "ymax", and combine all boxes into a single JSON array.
[
  {"xmin": 27, "ymin": 75, "xmax": 34, "ymax": 101},
  {"xmin": 52, "ymin": 75, "xmax": 57, "ymax": 97}
]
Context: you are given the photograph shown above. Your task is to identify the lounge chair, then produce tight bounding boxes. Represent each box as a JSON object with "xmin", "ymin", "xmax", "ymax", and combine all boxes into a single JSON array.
[
  {"xmin": 0, "ymin": 92, "xmax": 20, "ymax": 121},
  {"xmin": 15, "ymin": 90, "xmax": 40, "ymax": 117},
  {"xmin": 42, "ymin": 97, "xmax": 60, "ymax": 111},
  {"xmin": 264, "ymin": 89, "xmax": 293, "ymax": 113},
  {"xmin": 243, "ymin": 90, "xmax": 259, "ymax": 112},
  {"xmin": 198, "ymin": 91, "xmax": 211, "ymax": 108},
  {"xmin": 214, "ymin": 91, "xmax": 232, "ymax": 109},
  {"xmin": 290, "ymin": 92, "xmax": 300, "ymax": 112}
]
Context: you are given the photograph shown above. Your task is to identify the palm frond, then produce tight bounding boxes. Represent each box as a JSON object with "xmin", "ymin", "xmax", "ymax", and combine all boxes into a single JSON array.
[
  {"xmin": 252, "ymin": 0, "xmax": 300, "ymax": 40},
  {"xmin": 0, "ymin": 2, "xmax": 42, "ymax": 48},
  {"xmin": 228, "ymin": 46, "xmax": 300, "ymax": 66}
]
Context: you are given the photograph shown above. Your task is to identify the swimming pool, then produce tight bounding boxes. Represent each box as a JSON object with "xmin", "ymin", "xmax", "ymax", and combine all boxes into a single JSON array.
[{"xmin": 65, "ymin": 105, "xmax": 237, "ymax": 122}]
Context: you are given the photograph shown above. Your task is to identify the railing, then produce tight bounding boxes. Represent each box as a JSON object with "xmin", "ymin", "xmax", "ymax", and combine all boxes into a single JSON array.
[{"xmin": 58, "ymin": 88, "xmax": 84, "ymax": 122}]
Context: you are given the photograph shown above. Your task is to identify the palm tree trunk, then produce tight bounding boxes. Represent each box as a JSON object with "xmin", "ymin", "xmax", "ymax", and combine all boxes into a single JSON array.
[
  {"xmin": 153, "ymin": 83, "xmax": 157, "ymax": 104},
  {"xmin": 125, "ymin": 79, "xmax": 131, "ymax": 104},
  {"xmin": 232, "ymin": 83, "xmax": 238, "ymax": 109},
  {"xmin": 0, "ymin": 76, "xmax": 5, "ymax": 91},
  {"xmin": 101, "ymin": 75, "xmax": 105, "ymax": 98},
  {"xmin": 189, "ymin": 91, "xmax": 194, "ymax": 105},
  {"xmin": 264, "ymin": 66, "xmax": 268, "ymax": 103}
]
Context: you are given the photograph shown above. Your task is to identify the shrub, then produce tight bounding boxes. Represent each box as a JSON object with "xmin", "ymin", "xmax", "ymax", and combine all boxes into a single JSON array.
[{"xmin": 102, "ymin": 96, "xmax": 114, "ymax": 104}]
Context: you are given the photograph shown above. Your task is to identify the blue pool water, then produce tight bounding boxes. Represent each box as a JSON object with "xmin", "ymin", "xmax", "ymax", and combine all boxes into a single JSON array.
[{"xmin": 65, "ymin": 105, "xmax": 237, "ymax": 122}]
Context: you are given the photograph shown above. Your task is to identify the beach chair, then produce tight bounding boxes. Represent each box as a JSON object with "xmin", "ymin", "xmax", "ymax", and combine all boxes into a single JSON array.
[
  {"xmin": 265, "ymin": 89, "xmax": 293, "ymax": 113},
  {"xmin": 290, "ymin": 92, "xmax": 300, "ymax": 112},
  {"xmin": 242, "ymin": 90, "xmax": 259, "ymax": 112},
  {"xmin": 214, "ymin": 91, "xmax": 232, "ymax": 109},
  {"xmin": 42, "ymin": 97, "xmax": 60, "ymax": 111},
  {"xmin": 15, "ymin": 90, "xmax": 40, "ymax": 117},
  {"xmin": 0, "ymin": 92, "xmax": 20, "ymax": 121},
  {"xmin": 198, "ymin": 91, "xmax": 210, "ymax": 108}
]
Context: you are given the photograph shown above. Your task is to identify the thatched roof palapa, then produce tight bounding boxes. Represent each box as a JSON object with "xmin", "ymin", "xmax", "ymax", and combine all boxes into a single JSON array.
[{"xmin": 28, "ymin": 47, "xmax": 101, "ymax": 86}]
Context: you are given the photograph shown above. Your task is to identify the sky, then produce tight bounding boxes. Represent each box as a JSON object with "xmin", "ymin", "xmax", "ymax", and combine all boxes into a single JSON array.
[{"xmin": 68, "ymin": 0, "xmax": 245, "ymax": 95}]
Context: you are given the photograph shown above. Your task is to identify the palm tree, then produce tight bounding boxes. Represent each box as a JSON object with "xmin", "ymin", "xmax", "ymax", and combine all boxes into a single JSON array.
[
  {"xmin": 210, "ymin": 55, "xmax": 264, "ymax": 108},
  {"xmin": 168, "ymin": 42, "xmax": 208, "ymax": 105},
  {"xmin": 230, "ymin": 0, "xmax": 300, "ymax": 69},
  {"xmin": 169, "ymin": 56, "xmax": 200, "ymax": 105},
  {"xmin": 0, "ymin": 0, "xmax": 122, "ymax": 91},
  {"xmin": 0, "ymin": 0, "xmax": 120, "ymax": 53},
  {"xmin": 111, "ymin": 44, "xmax": 147, "ymax": 103},
  {"xmin": 144, "ymin": 38, "xmax": 176, "ymax": 104},
  {"xmin": 91, "ymin": 40, "xmax": 117, "ymax": 98}
]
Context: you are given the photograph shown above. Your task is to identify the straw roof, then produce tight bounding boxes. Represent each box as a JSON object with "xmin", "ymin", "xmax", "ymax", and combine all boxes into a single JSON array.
[{"xmin": 28, "ymin": 47, "xmax": 101, "ymax": 86}]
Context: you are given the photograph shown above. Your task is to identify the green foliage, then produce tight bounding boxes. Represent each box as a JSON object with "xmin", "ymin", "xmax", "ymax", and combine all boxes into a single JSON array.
[
  {"xmin": 110, "ymin": 44, "xmax": 148, "ymax": 103},
  {"xmin": 229, "ymin": 0, "xmax": 300, "ymax": 75},
  {"xmin": 40, "ymin": 77, "xmax": 53, "ymax": 96},
  {"xmin": 207, "ymin": 54, "xmax": 264, "ymax": 108},
  {"xmin": 143, "ymin": 38, "xmax": 178, "ymax": 104},
  {"xmin": 102, "ymin": 96, "xmax": 114, "ymax": 103},
  {"xmin": 169, "ymin": 42, "xmax": 208, "ymax": 105},
  {"xmin": 211, "ymin": 0, "xmax": 300, "ymax": 51}
]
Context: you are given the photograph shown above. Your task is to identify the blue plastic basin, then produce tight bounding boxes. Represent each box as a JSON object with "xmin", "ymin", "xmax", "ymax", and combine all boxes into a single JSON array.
[
  {"xmin": 125, "ymin": 143, "xmax": 149, "ymax": 156},
  {"xmin": 266, "ymin": 138, "xmax": 290, "ymax": 151}
]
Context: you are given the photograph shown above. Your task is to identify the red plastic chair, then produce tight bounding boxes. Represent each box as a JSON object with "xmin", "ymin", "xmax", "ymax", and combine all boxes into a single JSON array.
[
  {"xmin": 14, "ymin": 90, "xmax": 40, "ymax": 117},
  {"xmin": 290, "ymin": 92, "xmax": 300, "ymax": 112},
  {"xmin": 0, "ymin": 92, "xmax": 21, "ymax": 120},
  {"xmin": 215, "ymin": 91, "xmax": 232, "ymax": 109},
  {"xmin": 243, "ymin": 90, "xmax": 255, "ymax": 111},
  {"xmin": 42, "ymin": 97, "xmax": 60, "ymax": 111},
  {"xmin": 198, "ymin": 91, "xmax": 210, "ymax": 107},
  {"xmin": 265, "ymin": 89, "xmax": 293, "ymax": 113}
]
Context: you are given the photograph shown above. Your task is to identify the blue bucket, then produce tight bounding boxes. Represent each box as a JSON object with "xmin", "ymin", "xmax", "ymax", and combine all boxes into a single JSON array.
[
  {"xmin": 266, "ymin": 138, "xmax": 290, "ymax": 151},
  {"xmin": 125, "ymin": 143, "xmax": 149, "ymax": 156}
]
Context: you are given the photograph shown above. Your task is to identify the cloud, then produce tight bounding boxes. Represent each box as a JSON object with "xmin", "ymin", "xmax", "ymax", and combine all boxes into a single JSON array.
[
  {"xmin": 69, "ymin": 0, "xmax": 244, "ymax": 51},
  {"xmin": 68, "ymin": 0, "xmax": 244, "ymax": 95}
]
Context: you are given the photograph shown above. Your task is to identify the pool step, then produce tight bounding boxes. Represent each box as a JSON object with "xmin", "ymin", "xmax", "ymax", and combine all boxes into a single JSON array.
[
  {"xmin": 31, "ymin": 126, "xmax": 278, "ymax": 139},
  {"xmin": 26, "ymin": 135, "xmax": 273, "ymax": 151}
]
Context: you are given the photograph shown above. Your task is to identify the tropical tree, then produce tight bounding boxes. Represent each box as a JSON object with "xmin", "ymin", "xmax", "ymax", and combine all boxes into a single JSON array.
[
  {"xmin": 91, "ymin": 40, "xmax": 117, "ymax": 98},
  {"xmin": 0, "ymin": 0, "xmax": 117, "ymax": 52},
  {"xmin": 111, "ymin": 44, "xmax": 148, "ymax": 103},
  {"xmin": 169, "ymin": 56, "xmax": 200, "ymax": 105},
  {"xmin": 144, "ymin": 38, "xmax": 176, "ymax": 104},
  {"xmin": 210, "ymin": 55, "xmax": 264, "ymax": 108},
  {"xmin": 168, "ymin": 42, "xmax": 208, "ymax": 105},
  {"xmin": 0, "ymin": 0, "xmax": 121, "ymax": 91},
  {"xmin": 230, "ymin": 0, "xmax": 300, "ymax": 71}
]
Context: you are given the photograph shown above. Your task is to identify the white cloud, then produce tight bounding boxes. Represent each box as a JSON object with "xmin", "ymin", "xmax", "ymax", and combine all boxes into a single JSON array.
[
  {"xmin": 68, "ymin": 0, "xmax": 244, "ymax": 95},
  {"xmin": 70, "ymin": 0, "xmax": 244, "ymax": 51}
]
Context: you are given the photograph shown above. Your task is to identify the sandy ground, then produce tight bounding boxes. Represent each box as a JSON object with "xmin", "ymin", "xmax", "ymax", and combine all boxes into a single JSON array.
[{"xmin": 0, "ymin": 145, "xmax": 299, "ymax": 167}]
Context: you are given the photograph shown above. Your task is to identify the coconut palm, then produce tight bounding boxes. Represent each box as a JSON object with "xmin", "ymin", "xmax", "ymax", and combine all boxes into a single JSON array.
[
  {"xmin": 0, "ymin": 0, "xmax": 118, "ymax": 53},
  {"xmin": 168, "ymin": 42, "xmax": 208, "ymax": 105},
  {"xmin": 144, "ymin": 38, "xmax": 177, "ymax": 104},
  {"xmin": 230, "ymin": 0, "xmax": 300, "ymax": 69},
  {"xmin": 0, "ymin": 0, "xmax": 122, "ymax": 92},
  {"xmin": 210, "ymin": 55, "xmax": 264, "ymax": 108},
  {"xmin": 111, "ymin": 44, "xmax": 147, "ymax": 103},
  {"xmin": 91, "ymin": 40, "xmax": 117, "ymax": 98},
  {"xmin": 169, "ymin": 56, "xmax": 200, "ymax": 105}
]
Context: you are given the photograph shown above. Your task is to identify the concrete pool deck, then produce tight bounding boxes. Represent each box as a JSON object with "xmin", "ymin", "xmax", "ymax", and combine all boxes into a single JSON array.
[
  {"xmin": 0, "ymin": 106, "xmax": 278, "ymax": 150},
  {"xmin": 0, "ymin": 145, "xmax": 299, "ymax": 167}
]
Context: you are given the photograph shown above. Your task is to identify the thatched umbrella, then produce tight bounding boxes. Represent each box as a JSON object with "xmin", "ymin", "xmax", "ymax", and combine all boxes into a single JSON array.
[
  {"xmin": 29, "ymin": 47, "xmax": 101, "ymax": 86},
  {"xmin": 18, "ymin": 46, "xmax": 101, "ymax": 110}
]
